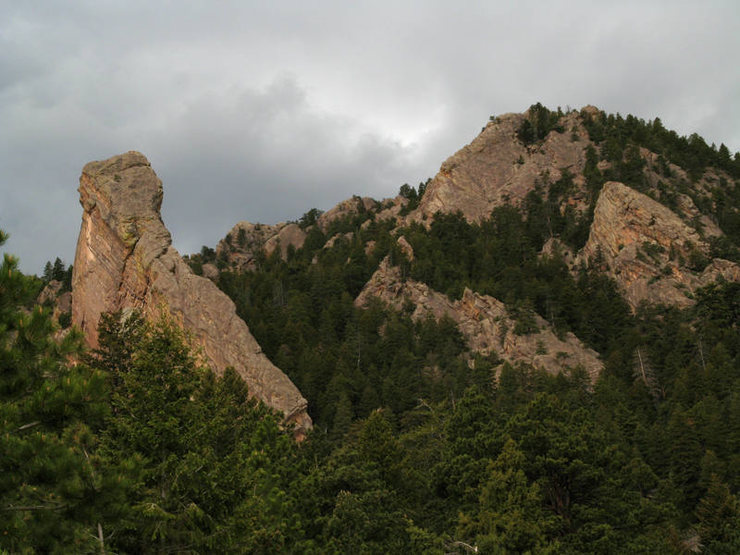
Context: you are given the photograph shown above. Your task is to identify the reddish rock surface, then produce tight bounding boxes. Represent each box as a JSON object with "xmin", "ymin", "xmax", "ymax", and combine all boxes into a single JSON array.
[
  {"xmin": 71, "ymin": 151, "xmax": 311, "ymax": 435},
  {"xmin": 409, "ymin": 111, "xmax": 588, "ymax": 223},
  {"xmin": 579, "ymin": 181, "xmax": 739, "ymax": 310},
  {"xmin": 356, "ymin": 257, "xmax": 603, "ymax": 382}
]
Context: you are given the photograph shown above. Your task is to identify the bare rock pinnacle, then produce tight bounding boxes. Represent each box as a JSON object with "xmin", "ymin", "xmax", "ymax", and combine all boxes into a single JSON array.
[{"xmin": 71, "ymin": 151, "xmax": 311, "ymax": 436}]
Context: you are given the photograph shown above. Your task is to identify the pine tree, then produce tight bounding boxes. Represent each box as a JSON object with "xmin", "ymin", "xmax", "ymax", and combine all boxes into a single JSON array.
[
  {"xmin": 42, "ymin": 260, "xmax": 53, "ymax": 282},
  {"xmin": 695, "ymin": 474, "xmax": 740, "ymax": 549},
  {"xmin": 51, "ymin": 257, "xmax": 66, "ymax": 281},
  {"xmin": 458, "ymin": 438, "xmax": 559, "ymax": 553},
  {"xmin": 0, "ymin": 233, "xmax": 122, "ymax": 552},
  {"xmin": 92, "ymin": 312, "xmax": 302, "ymax": 552},
  {"xmin": 633, "ymin": 345, "xmax": 663, "ymax": 402}
]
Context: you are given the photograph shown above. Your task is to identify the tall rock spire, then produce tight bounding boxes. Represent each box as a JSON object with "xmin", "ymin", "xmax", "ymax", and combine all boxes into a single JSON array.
[{"xmin": 72, "ymin": 151, "xmax": 311, "ymax": 436}]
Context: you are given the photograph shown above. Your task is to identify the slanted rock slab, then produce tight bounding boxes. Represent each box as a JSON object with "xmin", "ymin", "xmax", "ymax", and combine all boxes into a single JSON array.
[{"xmin": 72, "ymin": 151, "xmax": 311, "ymax": 436}]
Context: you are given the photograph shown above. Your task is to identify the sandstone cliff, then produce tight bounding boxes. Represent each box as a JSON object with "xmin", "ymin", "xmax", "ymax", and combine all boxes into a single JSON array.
[
  {"xmin": 579, "ymin": 181, "xmax": 740, "ymax": 310},
  {"xmin": 356, "ymin": 257, "xmax": 603, "ymax": 382},
  {"xmin": 71, "ymin": 151, "xmax": 311, "ymax": 435},
  {"xmin": 409, "ymin": 110, "xmax": 589, "ymax": 223}
]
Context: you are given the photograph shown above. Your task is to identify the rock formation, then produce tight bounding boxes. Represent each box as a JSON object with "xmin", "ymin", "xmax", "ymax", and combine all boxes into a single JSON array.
[
  {"xmin": 217, "ymin": 222, "xmax": 280, "ymax": 271},
  {"xmin": 356, "ymin": 258, "xmax": 603, "ymax": 382},
  {"xmin": 374, "ymin": 196, "xmax": 409, "ymax": 225},
  {"xmin": 398, "ymin": 103, "xmax": 739, "ymax": 312},
  {"xmin": 579, "ymin": 181, "xmax": 739, "ymax": 309},
  {"xmin": 37, "ymin": 280, "xmax": 73, "ymax": 338},
  {"xmin": 217, "ymin": 220, "xmax": 307, "ymax": 271},
  {"xmin": 71, "ymin": 151, "xmax": 311, "ymax": 435},
  {"xmin": 317, "ymin": 196, "xmax": 378, "ymax": 232},
  {"xmin": 264, "ymin": 223, "xmax": 307, "ymax": 259},
  {"xmin": 409, "ymin": 110, "xmax": 589, "ymax": 224}
]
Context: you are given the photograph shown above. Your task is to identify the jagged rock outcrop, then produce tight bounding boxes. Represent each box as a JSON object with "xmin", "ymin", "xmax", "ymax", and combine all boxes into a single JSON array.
[
  {"xmin": 540, "ymin": 237, "xmax": 576, "ymax": 269},
  {"xmin": 409, "ymin": 110, "xmax": 589, "ymax": 223},
  {"xmin": 396, "ymin": 236, "xmax": 414, "ymax": 260},
  {"xmin": 324, "ymin": 232, "xmax": 354, "ymax": 250},
  {"xmin": 355, "ymin": 258, "xmax": 603, "ymax": 382},
  {"xmin": 639, "ymin": 149, "xmax": 724, "ymax": 238},
  {"xmin": 37, "ymin": 280, "xmax": 72, "ymax": 332},
  {"xmin": 38, "ymin": 280, "xmax": 68, "ymax": 309},
  {"xmin": 217, "ymin": 220, "xmax": 307, "ymax": 271},
  {"xmin": 264, "ymin": 223, "xmax": 307, "ymax": 258},
  {"xmin": 579, "ymin": 181, "xmax": 739, "ymax": 309},
  {"xmin": 216, "ymin": 195, "xmax": 388, "ymax": 271},
  {"xmin": 317, "ymin": 196, "xmax": 378, "ymax": 232},
  {"xmin": 71, "ymin": 151, "xmax": 311, "ymax": 435},
  {"xmin": 218, "ymin": 221, "xmax": 280, "ymax": 270},
  {"xmin": 373, "ymin": 196, "xmax": 409, "ymax": 226}
]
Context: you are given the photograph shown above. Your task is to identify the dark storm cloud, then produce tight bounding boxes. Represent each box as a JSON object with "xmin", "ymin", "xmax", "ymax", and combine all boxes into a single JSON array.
[{"xmin": 1, "ymin": 1, "xmax": 738, "ymax": 273}]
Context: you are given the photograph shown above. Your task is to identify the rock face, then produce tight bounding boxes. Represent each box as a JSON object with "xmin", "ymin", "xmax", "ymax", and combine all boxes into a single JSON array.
[
  {"xmin": 374, "ymin": 196, "xmax": 409, "ymax": 225},
  {"xmin": 540, "ymin": 237, "xmax": 576, "ymax": 269},
  {"xmin": 217, "ymin": 220, "xmax": 307, "ymax": 271},
  {"xmin": 356, "ymin": 258, "xmax": 603, "ymax": 382},
  {"xmin": 317, "ymin": 196, "xmax": 378, "ymax": 232},
  {"xmin": 71, "ymin": 151, "xmax": 311, "ymax": 435},
  {"xmin": 218, "ymin": 221, "xmax": 281, "ymax": 271},
  {"xmin": 579, "ymin": 181, "xmax": 740, "ymax": 310},
  {"xmin": 409, "ymin": 111, "xmax": 588, "ymax": 223},
  {"xmin": 37, "ymin": 280, "xmax": 72, "ymax": 334},
  {"xmin": 264, "ymin": 223, "xmax": 307, "ymax": 258}
]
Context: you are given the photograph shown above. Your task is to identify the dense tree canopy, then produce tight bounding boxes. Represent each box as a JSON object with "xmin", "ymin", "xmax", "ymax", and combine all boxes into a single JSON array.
[{"xmin": 0, "ymin": 233, "xmax": 118, "ymax": 552}]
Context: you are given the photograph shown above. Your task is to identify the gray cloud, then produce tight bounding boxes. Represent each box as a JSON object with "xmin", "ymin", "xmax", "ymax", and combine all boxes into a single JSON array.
[
  {"xmin": 148, "ymin": 75, "xmax": 419, "ymax": 253},
  {"xmin": 1, "ymin": 1, "xmax": 738, "ymax": 273}
]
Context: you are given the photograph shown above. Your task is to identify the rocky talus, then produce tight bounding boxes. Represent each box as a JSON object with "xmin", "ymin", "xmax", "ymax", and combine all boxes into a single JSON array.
[
  {"xmin": 71, "ymin": 151, "xmax": 311, "ymax": 435},
  {"xmin": 579, "ymin": 181, "xmax": 740, "ymax": 310},
  {"xmin": 355, "ymin": 258, "xmax": 603, "ymax": 382}
]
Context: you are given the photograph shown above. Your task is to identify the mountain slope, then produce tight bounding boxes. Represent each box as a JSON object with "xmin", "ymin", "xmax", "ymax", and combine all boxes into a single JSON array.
[{"xmin": 210, "ymin": 105, "xmax": 739, "ymax": 373}]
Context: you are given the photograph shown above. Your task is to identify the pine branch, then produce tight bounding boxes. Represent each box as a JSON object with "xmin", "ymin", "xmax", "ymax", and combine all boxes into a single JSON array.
[{"xmin": 2, "ymin": 502, "xmax": 68, "ymax": 511}]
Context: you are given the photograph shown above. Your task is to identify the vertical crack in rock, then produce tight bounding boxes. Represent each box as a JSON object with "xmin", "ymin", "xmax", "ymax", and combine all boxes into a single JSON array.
[{"xmin": 71, "ymin": 151, "xmax": 311, "ymax": 437}]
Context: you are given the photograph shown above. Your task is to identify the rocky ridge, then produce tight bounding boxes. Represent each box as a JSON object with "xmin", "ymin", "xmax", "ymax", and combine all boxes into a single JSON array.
[
  {"xmin": 202, "ymin": 104, "xmax": 738, "ymax": 381},
  {"xmin": 356, "ymin": 256, "xmax": 603, "ymax": 382},
  {"xmin": 71, "ymin": 151, "xmax": 311, "ymax": 436},
  {"xmin": 317, "ymin": 196, "xmax": 379, "ymax": 232}
]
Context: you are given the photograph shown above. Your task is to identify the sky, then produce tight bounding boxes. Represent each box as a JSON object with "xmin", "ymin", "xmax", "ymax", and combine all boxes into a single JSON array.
[{"xmin": 1, "ymin": 1, "xmax": 739, "ymax": 274}]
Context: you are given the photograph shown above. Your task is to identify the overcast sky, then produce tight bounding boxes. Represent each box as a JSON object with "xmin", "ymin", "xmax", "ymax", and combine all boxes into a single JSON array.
[{"xmin": 1, "ymin": 1, "xmax": 739, "ymax": 274}]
